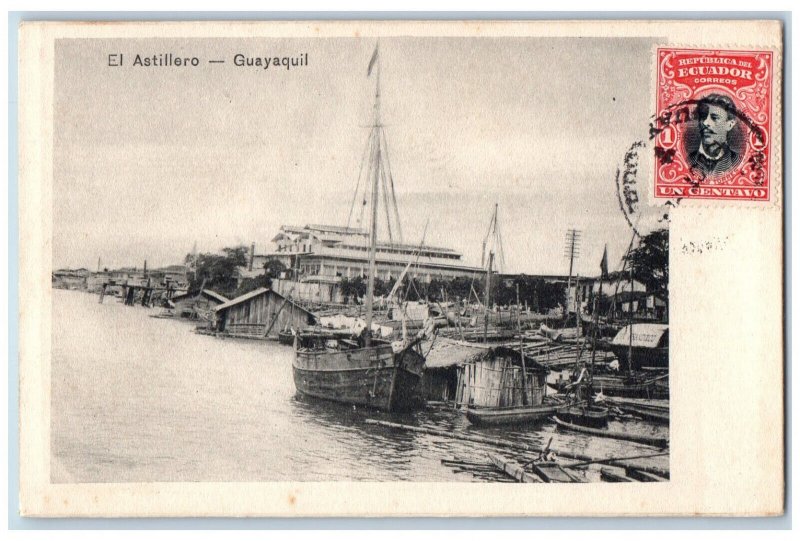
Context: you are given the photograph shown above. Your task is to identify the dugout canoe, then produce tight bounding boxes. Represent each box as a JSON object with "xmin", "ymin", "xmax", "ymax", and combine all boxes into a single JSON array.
[
  {"xmin": 552, "ymin": 416, "xmax": 668, "ymax": 448},
  {"xmin": 465, "ymin": 401, "xmax": 571, "ymax": 427}
]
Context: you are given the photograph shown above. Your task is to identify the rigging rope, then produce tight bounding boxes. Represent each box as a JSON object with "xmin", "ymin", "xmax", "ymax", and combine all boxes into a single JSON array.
[
  {"xmin": 356, "ymin": 129, "xmax": 378, "ymax": 233},
  {"xmin": 379, "ymin": 155, "xmax": 394, "ymax": 243},
  {"xmin": 607, "ymin": 221, "xmax": 641, "ymax": 320},
  {"xmin": 381, "ymin": 128, "xmax": 404, "ymax": 244},
  {"xmin": 346, "ymin": 127, "xmax": 375, "ymax": 231}
]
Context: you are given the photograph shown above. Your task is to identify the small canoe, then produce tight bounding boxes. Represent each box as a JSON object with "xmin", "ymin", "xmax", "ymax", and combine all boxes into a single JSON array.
[
  {"xmin": 592, "ymin": 374, "xmax": 667, "ymax": 399},
  {"xmin": 625, "ymin": 467, "xmax": 670, "ymax": 482},
  {"xmin": 616, "ymin": 403, "xmax": 670, "ymax": 424},
  {"xmin": 553, "ymin": 416, "xmax": 668, "ymax": 448},
  {"xmin": 531, "ymin": 462, "xmax": 583, "ymax": 483},
  {"xmin": 465, "ymin": 402, "xmax": 570, "ymax": 427},
  {"xmin": 600, "ymin": 467, "xmax": 636, "ymax": 482},
  {"xmin": 557, "ymin": 405, "xmax": 609, "ymax": 428},
  {"xmin": 606, "ymin": 397, "xmax": 670, "ymax": 411}
]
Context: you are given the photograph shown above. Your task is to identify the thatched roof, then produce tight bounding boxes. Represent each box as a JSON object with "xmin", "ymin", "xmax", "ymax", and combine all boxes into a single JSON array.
[
  {"xmin": 424, "ymin": 338, "xmax": 550, "ymax": 373},
  {"xmin": 424, "ymin": 338, "xmax": 489, "ymax": 369}
]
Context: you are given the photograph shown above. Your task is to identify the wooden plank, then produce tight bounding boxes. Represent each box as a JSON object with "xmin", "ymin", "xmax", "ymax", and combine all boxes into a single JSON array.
[{"xmin": 487, "ymin": 454, "xmax": 542, "ymax": 483}]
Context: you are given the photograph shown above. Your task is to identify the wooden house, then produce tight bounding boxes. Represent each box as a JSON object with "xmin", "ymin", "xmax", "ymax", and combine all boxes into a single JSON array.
[
  {"xmin": 169, "ymin": 289, "xmax": 229, "ymax": 319},
  {"xmin": 422, "ymin": 338, "xmax": 487, "ymax": 402},
  {"xmin": 457, "ymin": 347, "xmax": 549, "ymax": 408},
  {"xmin": 422, "ymin": 337, "xmax": 549, "ymax": 407},
  {"xmin": 213, "ymin": 287, "xmax": 316, "ymax": 340}
]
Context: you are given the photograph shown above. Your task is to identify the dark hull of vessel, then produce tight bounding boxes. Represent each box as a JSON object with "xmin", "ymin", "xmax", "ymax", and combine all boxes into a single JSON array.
[
  {"xmin": 278, "ymin": 330, "xmax": 295, "ymax": 346},
  {"xmin": 610, "ymin": 345, "xmax": 669, "ymax": 371},
  {"xmin": 292, "ymin": 343, "xmax": 426, "ymax": 412},
  {"xmin": 557, "ymin": 405, "xmax": 609, "ymax": 428},
  {"xmin": 617, "ymin": 404, "xmax": 670, "ymax": 424},
  {"xmin": 552, "ymin": 416, "xmax": 668, "ymax": 447},
  {"xmin": 465, "ymin": 402, "xmax": 568, "ymax": 427},
  {"xmin": 590, "ymin": 374, "xmax": 669, "ymax": 399}
]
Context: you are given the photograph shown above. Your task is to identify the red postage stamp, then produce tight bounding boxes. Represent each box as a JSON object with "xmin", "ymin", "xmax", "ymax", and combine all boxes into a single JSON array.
[{"xmin": 653, "ymin": 48, "xmax": 774, "ymax": 201}]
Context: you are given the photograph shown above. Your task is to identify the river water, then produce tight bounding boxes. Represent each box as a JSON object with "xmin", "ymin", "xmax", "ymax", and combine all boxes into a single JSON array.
[{"xmin": 51, "ymin": 289, "xmax": 669, "ymax": 483}]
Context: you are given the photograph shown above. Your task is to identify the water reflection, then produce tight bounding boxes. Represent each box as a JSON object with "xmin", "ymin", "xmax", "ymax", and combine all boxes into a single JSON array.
[{"xmin": 52, "ymin": 290, "xmax": 668, "ymax": 483}]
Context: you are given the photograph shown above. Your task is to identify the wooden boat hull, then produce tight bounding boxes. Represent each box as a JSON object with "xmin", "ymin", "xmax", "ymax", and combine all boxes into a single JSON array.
[
  {"xmin": 278, "ymin": 330, "xmax": 295, "ymax": 345},
  {"xmin": 610, "ymin": 345, "xmax": 668, "ymax": 371},
  {"xmin": 293, "ymin": 343, "xmax": 425, "ymax": 412},
  {"xmin": 465, "ymin": 402, "xmax": 568, "ymax": 426},
  {"xmin": 592, "ymin": 375, "xmax": 667, "ymax": 399},
  {"xmin": 531, "ymin": 461, "xmax": 583, "ymax": 483},
  {"xmin": 558, "ymin": 405, "xmax": 609, "ymax": 428},
  {"xmin": 600, "ymin": 467, "xmax": 635, "ymax": 482},
  {"xmin": 553, "ymin": 416, "xmax": 668, "ymax": 447},
  {"xmin": 618, "ymin": 404, "xmax": 670, "ymax": 424}
]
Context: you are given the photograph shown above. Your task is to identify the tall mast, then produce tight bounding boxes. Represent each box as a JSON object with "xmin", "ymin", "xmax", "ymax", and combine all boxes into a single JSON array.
[
  {"xmin": 627, "ymin": 240, "xmax": 635, "ymax": 376},
  {"xmin": 483, "ymin": 251, "xmax": 493, "ymax": 344},
  {"xmin": 564, "ymin": 229, "xmax": 581, "ymax": 319},
  {"xmin": 516, "ymin": 283, "xmax": 529, "ymax": 405},
  {"xmin": 364, "ymin": 45, "xmax": 381, "ymax": 347},
  {"xmin": 590, "ymin": 254, "xmax": 605, "ymax": 393}
]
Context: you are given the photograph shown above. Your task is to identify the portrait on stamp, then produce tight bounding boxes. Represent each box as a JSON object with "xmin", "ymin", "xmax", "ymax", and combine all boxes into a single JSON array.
[{"xmin": 685, "ymin": 92, "xmax": 744, "ymax": 177}]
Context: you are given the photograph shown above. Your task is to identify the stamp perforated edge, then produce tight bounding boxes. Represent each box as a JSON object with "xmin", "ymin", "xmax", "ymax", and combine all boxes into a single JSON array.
[{"xmin": 646, "ymin": 41, "xmax": 783, "ymax": 211}]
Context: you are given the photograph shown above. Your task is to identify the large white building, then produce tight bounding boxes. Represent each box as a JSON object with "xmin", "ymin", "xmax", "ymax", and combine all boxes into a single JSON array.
[{"xmin": 268, "ymin": 224, "xmax": 484, "ymax": 285}]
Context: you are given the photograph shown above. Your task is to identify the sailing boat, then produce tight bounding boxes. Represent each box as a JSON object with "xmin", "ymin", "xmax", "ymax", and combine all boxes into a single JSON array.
[
  {"xmin": 593, "ymin": 233, "xmax": 669, "ymax": 399},
  {"xmin": 552, "ymin": 245, "xmax": 610, "ymax": 428},
  {"xmin": 292, "ymin": 44, "xmax": 427, "ymax": 412},
  {"xmin": 461, "ymin": 207, "xmax": 563, "ymax": 426}
]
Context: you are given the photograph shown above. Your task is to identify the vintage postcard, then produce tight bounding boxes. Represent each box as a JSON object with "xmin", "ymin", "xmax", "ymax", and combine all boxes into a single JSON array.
[{"xmin": 17, "ymin": 20, "xmax": 784, "ymax": 516}]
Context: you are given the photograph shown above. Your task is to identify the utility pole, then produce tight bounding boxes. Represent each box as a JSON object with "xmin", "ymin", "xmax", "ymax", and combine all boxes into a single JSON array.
[
  {"xmin": 483, "ymin": 251, "xmax": 493, "ymax": 344},
  {"xmin": 564, "ymin": 229, "xmax": 581, "ymax": 317}
]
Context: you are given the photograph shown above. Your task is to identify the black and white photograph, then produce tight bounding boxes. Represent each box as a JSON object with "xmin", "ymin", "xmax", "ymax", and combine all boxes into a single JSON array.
[{"xmin": 17, "ymin": 20, "xmax": 784, "ymax": 517}]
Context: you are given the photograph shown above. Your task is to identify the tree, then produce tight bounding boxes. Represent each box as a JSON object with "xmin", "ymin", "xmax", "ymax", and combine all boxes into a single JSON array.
[
  {"xmin": 264, "ymin": 259, "xmax": 287, "ymax": 278},
  {"xmin": 221, "ymin": 246, "xmax": 248, "ymax": 267},
  {"xmin": 233, "ymin": 274, "xmax": 272, "ymax": 298},
  {"xmin": 186, "ymin": 245, "xmax": 249, "ymax": 298},
  {"xmin": 587, "ymin": 291, "xmax": 613, "ymax": 315},
  {"xmin": 483, "ymin": 274, "xmax": 559, "ymax": 311},
  {"xmin": 625, "ymin": 228, "xmax": 669, "ymax": 301},
  {"xmin": 339, "ymin": 276, "xmax": 367, "ymax": 304}
]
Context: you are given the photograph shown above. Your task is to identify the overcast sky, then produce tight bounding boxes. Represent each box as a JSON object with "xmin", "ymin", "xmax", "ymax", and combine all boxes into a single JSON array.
[{"xmin": 53, "ymin": 36, "xmax": 662, "ymax": 276}]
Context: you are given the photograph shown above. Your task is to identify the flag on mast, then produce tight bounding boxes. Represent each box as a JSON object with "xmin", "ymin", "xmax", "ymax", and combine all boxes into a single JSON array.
[
  {"xmin": 600, "ymin": 244, "xmax": 609, "ymax": 278},
  {"xmin": 367, "ymin": 44, "xmax": 379, "ymax": 76}
]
